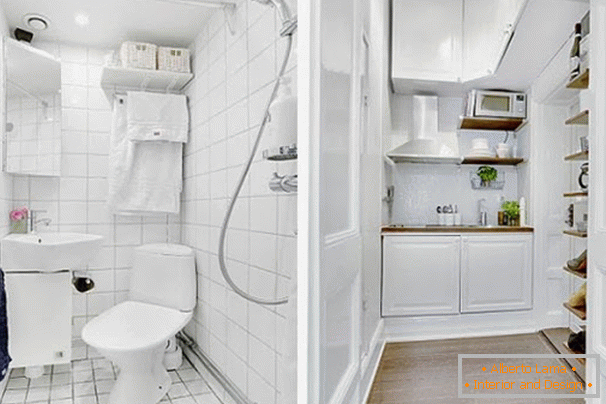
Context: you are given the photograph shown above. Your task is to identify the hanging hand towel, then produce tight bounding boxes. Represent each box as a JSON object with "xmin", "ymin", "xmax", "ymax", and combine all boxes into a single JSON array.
[
  {"xmin": 126, "ymin": 91, "xmax": 189, "ymax": 143},
  {"xmin": 108, "ymin": 95, "xmax": 183, "ymax": 215},
  {"xmin": 0, "ymin": 269, "xmax": 11, "ymax": 381}
]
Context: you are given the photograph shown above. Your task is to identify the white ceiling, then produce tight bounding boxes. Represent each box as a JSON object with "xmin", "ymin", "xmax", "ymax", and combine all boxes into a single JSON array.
[{"xmin": 0, "ymin": 0, "xmax": 225, "ymax": 48}]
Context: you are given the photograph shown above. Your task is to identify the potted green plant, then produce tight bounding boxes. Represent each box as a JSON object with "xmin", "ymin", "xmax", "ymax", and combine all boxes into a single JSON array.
[
  {"xmin": 476, "ymin": 166, "xmax": 498, "ymax": 187},
  {"xmin": 502, "ymin": 200, "xmax": 520, "ymax": 226}
]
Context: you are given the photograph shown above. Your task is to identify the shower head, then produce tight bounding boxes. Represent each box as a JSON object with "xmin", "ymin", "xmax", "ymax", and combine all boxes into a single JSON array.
[{"xmin": 252, "ymin": 0, "xmax": 296, "ymax": 36}]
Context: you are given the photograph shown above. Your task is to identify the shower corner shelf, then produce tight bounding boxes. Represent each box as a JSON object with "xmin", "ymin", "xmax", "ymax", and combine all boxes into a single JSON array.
[{"xmin": 100, "ymin": 66, "xmax": 194, "ymax": 93}]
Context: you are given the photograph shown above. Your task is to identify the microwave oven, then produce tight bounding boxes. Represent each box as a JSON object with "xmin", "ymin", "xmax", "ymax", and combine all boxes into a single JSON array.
[{"xmin": 466, "ymin": 90, "xmax": 526, "ymax": 119}]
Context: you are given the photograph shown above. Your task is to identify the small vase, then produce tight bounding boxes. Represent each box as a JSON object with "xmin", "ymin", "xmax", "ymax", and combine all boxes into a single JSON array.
[{"xmin": 10, "ymin": 219, "xmax": 26, "ymax": 234}]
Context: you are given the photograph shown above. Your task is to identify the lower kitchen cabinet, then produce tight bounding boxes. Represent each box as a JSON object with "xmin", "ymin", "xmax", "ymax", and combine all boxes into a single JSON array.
[
  {"xmin": 382, "ymin": 235, "xmax": 460, "ymax": 316},
  {"xmin": 460, "ymin": 234, "xmax": 533, "ymax": 313},
  {"xmin": 382, "ymin": 233, "xmax": 533, "ymax": 317}
]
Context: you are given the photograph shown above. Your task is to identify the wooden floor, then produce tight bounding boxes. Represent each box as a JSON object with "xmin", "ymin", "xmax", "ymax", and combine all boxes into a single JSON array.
[{"xmin": 367, "ymin": 333, "xmax": 585, "ymax": 403}]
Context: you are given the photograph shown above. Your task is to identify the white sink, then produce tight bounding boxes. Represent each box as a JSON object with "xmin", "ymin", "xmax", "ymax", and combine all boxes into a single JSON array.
[{"xmin": 1, "ymin": 232, "xmax": 104, "ymax": 271}]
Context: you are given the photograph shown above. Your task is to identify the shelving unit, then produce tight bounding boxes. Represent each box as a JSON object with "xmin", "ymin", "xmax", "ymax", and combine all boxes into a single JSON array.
[
  {"xmin": 565, "ymin": 110, "xmax": 589, "ymax": 125},
  {"xmin": 458, "ymin": 116, "xmax": 525, "ymax": 131},
  {"xmin": 564, "ymin": 150, "xmax": 589, "ymax": 161},
  {"xmin": 566, "ymin": 69, "xmax": 589, "ymax": 89},
  {"xmin": 563, "ymin": 230, "xmax": 588, "ymax": 238},
  {"xmin": 563, "ymin": 302, "xmax": 587, "ymax": 320},
  {"xmin": 100, "ymin": 66, "xmax": 194, "ymax": 93},
  {"xmin": 564, "ymin": 191, "xmax": 588, "ymax": 197},
  {"xmin": 461, "ymin": 157, "xmax": 524, "ymax": 165}
]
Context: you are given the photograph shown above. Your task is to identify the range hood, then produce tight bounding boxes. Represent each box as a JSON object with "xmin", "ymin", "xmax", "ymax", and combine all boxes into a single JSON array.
[{"xmin": 387, "ymin": 96, "xmax": 461, "ymax": 164}]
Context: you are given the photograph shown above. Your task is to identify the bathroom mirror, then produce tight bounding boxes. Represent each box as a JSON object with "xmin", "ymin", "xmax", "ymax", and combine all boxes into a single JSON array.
[{"xmin": 3, "ymin": 37, "xmax": 61, "ymax": 176}]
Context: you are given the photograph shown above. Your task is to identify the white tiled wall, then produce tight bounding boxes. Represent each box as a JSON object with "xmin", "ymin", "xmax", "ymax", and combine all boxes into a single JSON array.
[
  {"xmin": 180, "ymin": 1, "xmax": 297, "ymax": 403},
  {"xmin": 10, "ymin": 42, "xmax": 179, "ymax": 359}
]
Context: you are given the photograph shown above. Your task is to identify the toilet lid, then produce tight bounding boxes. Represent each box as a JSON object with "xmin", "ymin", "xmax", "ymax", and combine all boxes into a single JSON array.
[{"xmin": 82, "ymin": 301, "xmax": 192, "ymax": 351}]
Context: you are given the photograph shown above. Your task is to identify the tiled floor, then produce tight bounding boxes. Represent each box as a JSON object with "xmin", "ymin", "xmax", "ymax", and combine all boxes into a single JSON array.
[{"xmin": 0, "ymin": 357, "xmax": 222, "ymax": 404}]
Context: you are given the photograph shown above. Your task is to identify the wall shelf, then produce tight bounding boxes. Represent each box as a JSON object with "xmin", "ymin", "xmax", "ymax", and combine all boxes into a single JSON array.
[
  {"xmin": 566, "ymin": 69, "xmax": 589, "ymax": 89},
  {"xmin": 100, "ymin": 66, "xmax": 194, "ymax": 92},
  {"xmin": 563, "ymin": 191, "xmax": 588, "ymax": 197},
  {"xmin": 564, "ymin": 151, "xmax": 588, "ymax": 161},
  {"xmin": 565, "ymin": 110, "xmax": 589, "ymax": 125},
  {"xmin": 563, "ymin": 302, "xmax": 586, "ymax": 320},
  {"xmin": 563, "ymin": 230, "xmax": 587, "ymax": 238},
  {"xmin": 562, "ymin": 266, "xmax": 587, "ymax": 279},
  {"xmin": 458, "ymin": 116, "xmax": 525, "ymax": 131},
  {"xmin": 461, "ymin": 157, "xmax": 524, "ymax": 165}
]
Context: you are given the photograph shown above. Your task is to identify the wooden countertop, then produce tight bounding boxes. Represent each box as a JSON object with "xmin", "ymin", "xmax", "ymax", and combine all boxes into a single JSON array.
[{"xmin": 382, "ymin": 225, "xmax": 534, "ymax": 234}]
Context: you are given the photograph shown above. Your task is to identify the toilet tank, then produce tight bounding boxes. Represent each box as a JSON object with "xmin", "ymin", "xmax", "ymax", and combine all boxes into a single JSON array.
[{"xmin": 129, "ymin": 243, "xmax": 196, "ymax": 312}]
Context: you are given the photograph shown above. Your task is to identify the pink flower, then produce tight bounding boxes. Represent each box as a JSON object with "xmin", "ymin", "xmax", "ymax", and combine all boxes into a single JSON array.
[{"xmin": 9, "ymin": 206, "xmax": 29, "ymax": 222}]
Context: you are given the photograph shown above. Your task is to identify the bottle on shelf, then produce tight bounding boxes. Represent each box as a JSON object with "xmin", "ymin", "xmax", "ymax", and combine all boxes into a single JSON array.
[{"xmin": 570, "ymin": 23, "xmax": 582, "ymax": 81}]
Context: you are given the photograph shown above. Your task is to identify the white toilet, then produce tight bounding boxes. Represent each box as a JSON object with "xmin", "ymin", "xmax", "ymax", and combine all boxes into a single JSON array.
[{"xmin": 82, "ymin": 243, "xmax": 195, "ymax": 404}]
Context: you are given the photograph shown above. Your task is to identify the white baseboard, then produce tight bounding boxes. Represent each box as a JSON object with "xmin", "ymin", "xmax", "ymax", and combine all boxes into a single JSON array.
[
  {"xmin": 360, "ymin": 320, "xmax": 385, "ymax": 404},
  {"xmin": 383, "ymin": 310, "xmax": 544, "ymax": 342}
]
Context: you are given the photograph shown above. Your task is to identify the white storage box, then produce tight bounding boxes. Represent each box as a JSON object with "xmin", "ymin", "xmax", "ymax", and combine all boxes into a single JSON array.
[
  {"xmin": 158, "ymin": 47, "xmax": 191, "ymax": 73},
  {"xmin": 120, "ymin": 42, "xmax": 157, "ymax": 70}
]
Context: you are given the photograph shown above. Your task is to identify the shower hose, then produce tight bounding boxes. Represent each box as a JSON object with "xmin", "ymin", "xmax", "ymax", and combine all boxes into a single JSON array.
[{"xmin": 218, "ymin": 33, "xmax": 293, "ymax": 306}]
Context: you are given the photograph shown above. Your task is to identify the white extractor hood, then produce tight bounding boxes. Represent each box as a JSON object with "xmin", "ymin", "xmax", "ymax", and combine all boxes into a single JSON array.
[{"xmin": 387, "ymin": 96, "xmax": 461, "ymax": 164}]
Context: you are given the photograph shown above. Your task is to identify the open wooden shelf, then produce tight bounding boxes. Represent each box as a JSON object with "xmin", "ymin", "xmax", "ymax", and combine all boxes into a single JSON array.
[
  {"xmin": 564, "ymin": 150, "xmax": 589, "ymax": 161},
  {"xmin": 563, "ymin": 266, "xmax": 587, "ymax": 279},
  {"xmin": 565, "ymin": 110, "xmax": 589, "ymax": 125},
  {"xmin": 563, "ymin": 302, "xmax": 586, "ymax": 320},
  {"xmin": 566, "ymin": 69, "xmax": 589, "ymax": 89},
  {"xmin": 564, "ymin": 191, "xmax": 588, "ymax": 197},
  {"xmin": 461, "ymin": 157, "xmax": 524, "ymax": 165},
  {"xmin": 563, "ymin": 230, "xmax": 588, "ymax": 238},
  {"xmin": 459, "ymin": 116, "xmax": 525, "ymax": 131}
]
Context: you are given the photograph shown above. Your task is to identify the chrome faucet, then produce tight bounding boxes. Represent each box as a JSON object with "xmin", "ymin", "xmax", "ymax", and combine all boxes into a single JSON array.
[
  {"xmin": 478, "ymin": 198, "xmax": 488, "ymax": 226},
  {"xmin": 28, "ymin": 209, "xmax": 51, "ymax": 233}
]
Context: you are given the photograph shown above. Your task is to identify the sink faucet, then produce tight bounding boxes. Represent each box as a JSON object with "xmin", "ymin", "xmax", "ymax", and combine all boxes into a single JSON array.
[
  {"xmin": 28, "ymin": 210, "xmax": 51, "ymax": 233},
  {"xmin": 478, "ymin": 198, "xmax": 488, "ymax": 226}
]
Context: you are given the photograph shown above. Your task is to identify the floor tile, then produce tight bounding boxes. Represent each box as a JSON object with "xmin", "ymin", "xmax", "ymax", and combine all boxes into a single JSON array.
[{"xmin": 1, "ymin": 357, "xmax": 219, "ymax": 404}]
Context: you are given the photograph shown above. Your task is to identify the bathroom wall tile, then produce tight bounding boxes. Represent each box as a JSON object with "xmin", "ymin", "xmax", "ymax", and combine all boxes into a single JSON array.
[
  {"xmin": 87, "ymin": 87, "xmax": 111, "ymax": 111},
  {"xmin": 60, "ymin": 201, "xmax": 87, "ymax": 224},
  {"xmin": 63, "ymin": 85, "xmax": 88, "ymax": 109},
  {"xmin": 87, "ymin": 65, "xmax": 103, "ymax": 86},
  {"xmin": 60, "ymin": 45, "xmax": 88, "ymax": 64},
  {"xmin": 62, "ymin": 108, "xmax": 88, "ymax": 131},
  {"xmin": 61, "ymin": 63, "xmax": 87, "ymax": 86},
  {"xmin": 115, "ymin": 224, "xmax": 142, "ymax": 246},
  {"xmin": 87, "ymin": 155, "xmax": 108, "ymax": 178},
  {"xmin": 87, "ymin": 178, "xmax": 108, "ymax": 201},
  {"xmin": 87, "ymin": 110, "xmax": 111, "ymax": 133},
  {"xmin": 62, "ymin": 131, "xmax": 88, "ymax": 154},
  {"xmin": 87, "ymin": 292, "xmax": 115, "ymax": 316}
]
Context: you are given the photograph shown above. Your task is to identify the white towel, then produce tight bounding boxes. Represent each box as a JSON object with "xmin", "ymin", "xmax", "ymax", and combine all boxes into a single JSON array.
[
  {"xmin": 108, "ymin": 95, "xmax": 183, "ymax": 215},
  {"xmin": 126, "ymin": 91, "xmax": 189, "ymax": 143}
]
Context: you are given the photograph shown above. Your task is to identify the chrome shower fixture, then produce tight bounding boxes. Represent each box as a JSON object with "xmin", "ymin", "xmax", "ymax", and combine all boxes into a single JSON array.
[{"xmin": 252, "ymin": 0, "xmax": 297, "ymax": 36}]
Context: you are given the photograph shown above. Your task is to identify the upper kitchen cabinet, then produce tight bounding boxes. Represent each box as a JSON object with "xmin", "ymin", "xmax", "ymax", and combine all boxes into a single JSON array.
[
  {"xmin": 391, "ymin": 0, "xmax": 527, "ymax": 92},
  {"xmin": 462, "ymin": 0, "xmax": 527, "ymax": 82},
  {"xmin": 391, "ymin": 0, "xmax": 462, "ymax": 84}
]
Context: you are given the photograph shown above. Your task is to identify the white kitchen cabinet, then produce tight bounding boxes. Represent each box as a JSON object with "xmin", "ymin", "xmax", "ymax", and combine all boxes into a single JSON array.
[
  {"xmin": 382, "ymin": 235, "xmax": 461, "ymax": 316},
  {"xmin": 391, "ymin": 0, "xmax": 462, "ymax": 84},
  {"xmin": 460, "ymin": 234, "xmax": 532, "ymax": 313},
  {"xmin": 392, "ymin": 0, "xmax": 527, "ymax": 88},
  {"xmin": 462, "ymin": 0, "xmax": 527, "ymax": 81}
]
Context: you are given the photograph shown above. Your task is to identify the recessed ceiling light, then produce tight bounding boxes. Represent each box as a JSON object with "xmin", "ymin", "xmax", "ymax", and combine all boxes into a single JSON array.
[
  {"xmin": 22, "ymin": 14, "xmax": 49, "ymax": 31},
  {"xmin": 74, "ymin": 12, "xmax": 90, "ymax": 27}
]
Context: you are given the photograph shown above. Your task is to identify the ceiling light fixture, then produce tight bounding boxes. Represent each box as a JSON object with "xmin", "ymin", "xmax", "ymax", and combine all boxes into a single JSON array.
[
  {"xmin": 74, "ymin": 12, "xmax": 90, "ymax": 27},
  {"xmin": 22, "ymin": 14, "xmax": 49, "ymax": 31}
]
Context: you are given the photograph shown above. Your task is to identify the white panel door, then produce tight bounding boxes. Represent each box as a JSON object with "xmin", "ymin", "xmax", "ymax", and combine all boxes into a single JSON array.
[
  {"xmin": 460, "ymin": 235, "xmax": 532, "ymax": 313},
  {"xmin": 305, "ymin": 0, "xmax": 363, "ymax": 401},
  {"xmin": 382, "ymin": 235, "xmax": 460, "ymax": 317},
  {"xmin": 391, "ymin": 0, "xmax": 462, "ymax": 82}
]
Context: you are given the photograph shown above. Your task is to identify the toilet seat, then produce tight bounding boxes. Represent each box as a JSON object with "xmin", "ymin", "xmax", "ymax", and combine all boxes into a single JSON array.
[{"xmin": 82, "ymin": 301, "xmax": 192, "ymax": 352}]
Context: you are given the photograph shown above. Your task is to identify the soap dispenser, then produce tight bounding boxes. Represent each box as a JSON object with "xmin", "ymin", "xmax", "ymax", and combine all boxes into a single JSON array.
[{"xmin": 263, "ymin": 76, "xmax": 297, "ymax": 160}]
